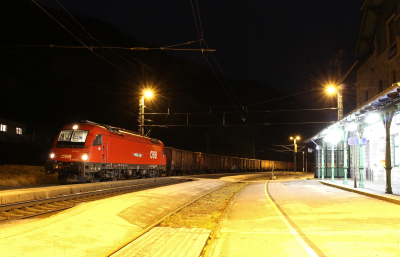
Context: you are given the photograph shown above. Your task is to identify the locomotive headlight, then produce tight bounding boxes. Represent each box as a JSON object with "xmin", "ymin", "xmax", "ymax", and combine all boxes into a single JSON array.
[
  {"xmin": 73, "ymin": 125, "xmax": 78, "ymax": 130},
  {"xmin": 50, "ymin": 153, "xmax": 55, "ymax": 159},
  {"xmin": 82, "ymin": 154, "xmax": 88, "ymax": 161}
]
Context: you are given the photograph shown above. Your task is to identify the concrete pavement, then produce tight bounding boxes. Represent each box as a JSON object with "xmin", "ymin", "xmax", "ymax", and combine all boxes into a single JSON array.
[
  {"xmin": 318, "ymin": 178, "xmax": 400, "ymax": 205},
  {"xmin": 0, "ymin": 179, "xmax": 227, "ymax": 257},
  {"xmin": 208, "ymin": 182, "xmax": 311, "ymax": 257},
  {"xmin": 0, "ymin": 173, "xmax": 274, "ymax": 256},
  {"xmin": 210, "ymin": 179, "xmax": 400, "ymax": 256},
  {"xmin": 0, "ymin": 177, "xmax": 186, "ymax": 205}
]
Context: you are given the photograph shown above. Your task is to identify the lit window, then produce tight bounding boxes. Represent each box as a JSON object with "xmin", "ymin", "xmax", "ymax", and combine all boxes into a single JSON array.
[
  {"xmin": 16, "ymin": 127, "xmax": 22, "ymax": 135},
  {"xmin": 0, "ymin": 124, "xmax": 6, "ymax": 132},
  {"xmin": 395, "ymin": 135, "xmax": 399, "ymax": 167}
]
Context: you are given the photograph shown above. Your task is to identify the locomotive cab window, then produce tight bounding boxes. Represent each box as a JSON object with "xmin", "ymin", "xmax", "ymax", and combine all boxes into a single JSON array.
[
  {"xmin": 57, "ymin": 130, "xmax": 89, "ymax": 148},
  {"xmin": 93, "ymin": 134, "xmax": 102, "ymax": 146}
]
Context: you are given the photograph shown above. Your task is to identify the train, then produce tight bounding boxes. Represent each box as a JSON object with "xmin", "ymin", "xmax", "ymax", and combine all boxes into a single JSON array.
[
  {"xmin": 44, "ymin": 121, "xmax": 296, "ymax": 183},
  {"xmin": 165, "ymin": 148, "xmax": 295, "ymax": 176}
]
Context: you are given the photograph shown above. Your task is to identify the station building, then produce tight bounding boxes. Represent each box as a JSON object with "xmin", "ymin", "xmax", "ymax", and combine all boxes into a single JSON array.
[
  {"xmin": 0, "ymin": 118, "xmax": 29, "ymax": 143},
  {"xmin": 306, "ymin": 0, "xmax": 400, "ymax": 193}
]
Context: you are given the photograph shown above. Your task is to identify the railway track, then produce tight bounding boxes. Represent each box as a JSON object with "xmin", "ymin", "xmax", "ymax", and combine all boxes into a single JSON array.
[
  {"xmin": 107, "ymin": 182, "xmax": 247, "ymax": 257},
  {"xmin": 0, "ymin": 179, "xmax": 191, "ymax": 223}
]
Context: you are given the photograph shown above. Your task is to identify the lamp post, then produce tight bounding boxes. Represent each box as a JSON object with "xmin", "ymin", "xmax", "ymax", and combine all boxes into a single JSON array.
[
  {"xmin": 138, "ymin": 90, "xmax": 152, "ymax": 135},
  {"xmin": 327, "ymin": 85, "xmax": 344, "ymax": 121},
  {"xmin": 290, "ymin": 136, "xmax": 300, "ymax": 172}
]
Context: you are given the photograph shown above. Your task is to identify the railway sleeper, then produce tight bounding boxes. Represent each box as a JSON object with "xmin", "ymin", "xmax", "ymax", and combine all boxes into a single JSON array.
[
  {"xmin": 1, "ymin": 211, "xmax": 24, "ymax": 218},
  {"xmin": 32, "ymin": 205, "xmax": 51, "ymax": 210},
  {"xmin": 10, "ymin": 209, "xmax": 36, "ymax": 216},
  {"xmin": 49, "ymin": 201, "xmax": 72, "ymax": 207},
  {"xmin": 23, "ymin": 207, "xmax": 44, "ymax": 213},
  {"xmin": 41, "ymin": 203, "xmax": 61, "ymax": 210}
]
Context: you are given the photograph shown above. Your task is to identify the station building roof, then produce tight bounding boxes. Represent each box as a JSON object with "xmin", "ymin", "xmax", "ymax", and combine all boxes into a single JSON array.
[{"xmin": 305, "ymin": 83, "xmax": 400, "ymax": 144}]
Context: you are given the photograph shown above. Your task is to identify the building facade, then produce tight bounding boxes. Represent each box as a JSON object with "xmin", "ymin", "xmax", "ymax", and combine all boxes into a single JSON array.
[
  {"xmin": 0, "ymin": 118, "xmax": 31, "ymax": 143},
  {"xmin": 355, "ymin": 0, "xmax": 400, "ymax": 106},
  {"xmin": 307, "ymin": 0, "xmax": 400, "ymax": 193}
]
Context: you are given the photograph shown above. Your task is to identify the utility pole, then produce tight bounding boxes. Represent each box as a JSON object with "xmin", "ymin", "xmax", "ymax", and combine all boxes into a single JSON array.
[
  {"xmin": 332, "ymin": 49, "xmax": 345, "ymax": 120},
  {"xmin": 253, "ymin": 135, "xmax": 255, "ymax": 159},
  {"xmin": 138, "ymin": 96, "xmax": 145, "ymax": 135},
  {"xmin": 138, "ymin": 91, "xmax": 152, "ymax": 135},
  {"xmin": 305, "ymin": 150, "xmax": 308, "ymax": 173},
  {"xmin": 290, "ymin": 136, "xmax": 300, "ymax": 172},
  {"xmin": 206, "ymin": 133, "xmax": 209, "ymax": 154}
]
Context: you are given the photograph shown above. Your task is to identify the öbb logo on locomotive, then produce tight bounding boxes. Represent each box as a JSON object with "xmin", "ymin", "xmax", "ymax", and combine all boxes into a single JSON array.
[{"xmin": 150, "ymin": 150, "xmax": 157, "ymax": 159}]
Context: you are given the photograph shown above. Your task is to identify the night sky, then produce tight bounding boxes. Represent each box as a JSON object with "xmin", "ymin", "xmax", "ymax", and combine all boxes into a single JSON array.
[
  {"xmin": 1, "ymin": 0, "xmax": 366, "ymax": 160},
  {"xmin": 37, "ymin": 0, "xmax": 364, "ymax": 90}
]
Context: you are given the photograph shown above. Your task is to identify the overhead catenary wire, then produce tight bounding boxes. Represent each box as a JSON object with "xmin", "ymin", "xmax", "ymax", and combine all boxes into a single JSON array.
[
  {"xmin": 31, "ymin": 0, "xmax": 155, "ymax": 92},
  {"xmin": 30, "ymin": 1, "xmax": 285, "ymax": 153},
  {"xmin": 248, "ymin": 89, "xmax": 318, "ymax": 107},
  {"xmin": 44, "ymin": 1, "xmax": 252, "ymax": 150},
  {"xmin": 190, "ymin": 2, "xmax": 286, "ymax": 149},
  {"xmin": 0, "ymin": 59, "xmax": 138, "ymax": 117},
  {"xmin": 48, "ymin": 45, "xmax": 216, "ymax": 51},
  {"xmin": 0, "ymin": 47, "xmax": 119, "ymax": 96}
]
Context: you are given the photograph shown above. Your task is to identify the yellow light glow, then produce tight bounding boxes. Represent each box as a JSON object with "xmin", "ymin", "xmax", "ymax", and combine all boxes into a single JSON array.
[
  {"xmin": 73, "ymin": 125, "xmax": 78, "ymax": 130},
  {"xmin": 296, "ymin": 136, "xmax": 300, "ymax": 140},
  {"xmin": 290, "ymin": 136, "xmax": 293, "ymax": 140},
  {"xmin": 145, "ymin": 91, "xmax": 153, "ymax": 98},
  {"xmin": 327, "ymin": 86, "xmax": 336, "ymax": 94}
]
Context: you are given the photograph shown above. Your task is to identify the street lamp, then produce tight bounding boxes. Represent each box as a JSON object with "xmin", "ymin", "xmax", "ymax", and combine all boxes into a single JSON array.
[
  {"xmin": 139, "ymin": 90, "xmax": 153, "ymax": 135},
  {"xmin": 327, "ymin": 84, "xmax": 344, "ymax": 121},
  {"xmin": 290, "ymin": 136, "xmax": 300, "ymax": 172}
]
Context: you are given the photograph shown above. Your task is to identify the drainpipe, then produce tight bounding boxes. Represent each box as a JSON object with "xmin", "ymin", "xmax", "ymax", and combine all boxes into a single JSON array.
[
  {"xmin": 343, "ymin": 129, "xmax": 348, "ymax": 185},
  {"xmin": 358, "ymin": 124, "xmax": 365, "ymax": 188},
  {"xmin": 321, "ymin": 140, "xmax": 325, "ymax": 180},
  {"xmin": 331, "ymin": 142, "xmax": 335, "ymax": 182}
]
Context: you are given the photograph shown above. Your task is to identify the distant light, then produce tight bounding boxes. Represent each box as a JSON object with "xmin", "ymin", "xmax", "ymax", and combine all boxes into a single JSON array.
[
  {"xmin": 82, "ymin": 154, "xmax": 88, "ymax": 161},
  {"xmin": 365, "ymin": 113, "xmax": 380, "ymax": 124},
  {"xmin": 324, "ymin": 130, "xmax": 342, "ymax": 144},
  {"xmin": 50, "ymin": 153, "xmax": 55, "ymax": 159},
  {"xmin": 327, "ymin": 86, "xmax": 336, "ymax": 94},
  {"xmin": 145, "ymin": 91, "xmax": 153, "ymax": 98},
  {"xmin": 290, "ymin": 136, "xmax": 293, "ymax": 140},
  {"xmin": 346, "ymin": 123, "xmax": 357, "ymax": 131},
  {"xmin": 296, "ymin": 136, "xmax": 300, "ymax": 140},
  {"xmin": 73, "ymin": 125, "xmax": 78, "ymax": 130}
]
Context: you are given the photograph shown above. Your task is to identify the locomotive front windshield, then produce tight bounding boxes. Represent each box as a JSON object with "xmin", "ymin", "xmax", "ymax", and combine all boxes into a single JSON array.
[{"xmin": 56, "ymin": 130, "xmax": 89, "ymax": 148}]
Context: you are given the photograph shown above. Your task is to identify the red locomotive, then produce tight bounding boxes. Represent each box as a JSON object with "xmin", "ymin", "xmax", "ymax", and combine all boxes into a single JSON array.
[{"xmin": 44, "ymin": 121, "xmax": 166, "ymax": 183}]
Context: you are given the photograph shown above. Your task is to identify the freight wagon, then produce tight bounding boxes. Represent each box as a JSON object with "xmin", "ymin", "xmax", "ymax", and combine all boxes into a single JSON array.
[{"xmin": 164, "ymin": 147, "xmax": 296, "ymax": 175}]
